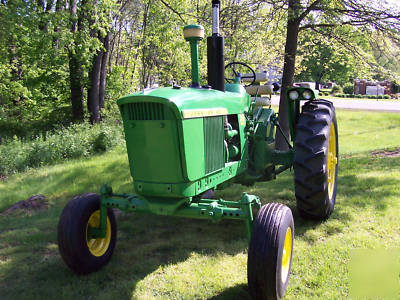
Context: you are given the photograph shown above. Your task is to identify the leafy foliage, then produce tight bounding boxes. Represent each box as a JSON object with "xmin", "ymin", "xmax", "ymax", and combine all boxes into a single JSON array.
[
  {"xmin": 0, "ymin": 0, "xmax": 399, "ymax": 142},
  {"xmin": 0, "ymin": 121, "xmax": 124, "ymax": 176},
  {"xmin": 296, "ymin": 27, "xmax": 373, "ymax": 85},
  {"xmin": 343, "ymin": 83, "xmax": 354, "ymax": 94},
  {"xmin": 0, "ymin": 0, "xmax": 286, "ymax": 134},
  {"xmin": 331, "ymin": 85, "xmax": 342, "ymax": 94}
]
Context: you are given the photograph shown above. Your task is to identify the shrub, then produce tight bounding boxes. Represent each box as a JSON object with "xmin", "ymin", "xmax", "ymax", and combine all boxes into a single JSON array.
[
  {"xmin": 331, "ymin": 85, "xmax": 342, "ymax": 94},
  {"xmin": 343, "ymin": 83, "xmax": 354, "ymax": 95},
  {"xmin": 342, "ymin": 94, "xmax": 355, "ymax": 98},
  {"xmin": 384, "ymin": 95, "xmax": 390, "ymax": 99},
  {"xmin": 0, "ymin": 121, "xmax": 124, "ymax": 175}
]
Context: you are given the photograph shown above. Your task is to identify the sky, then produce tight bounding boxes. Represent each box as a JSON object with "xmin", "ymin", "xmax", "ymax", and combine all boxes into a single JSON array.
[{"xmin": 381, "ymin": 0, "xmax": 400, "ymax": 9}]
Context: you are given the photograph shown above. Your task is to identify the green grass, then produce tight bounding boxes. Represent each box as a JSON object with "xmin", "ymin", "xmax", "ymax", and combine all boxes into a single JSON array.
[
  {"xmin": 0, "ymin": 109, "xmax": 400, "ymax": 299},
  {"xmin": 337, "ymin": 110, "xmax": 400, "ymax": 154}
]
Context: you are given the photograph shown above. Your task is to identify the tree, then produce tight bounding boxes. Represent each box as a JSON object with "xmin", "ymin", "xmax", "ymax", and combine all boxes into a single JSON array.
[
  {"xmin": 296, "ymin": 26, "xmax": 372, "ymax": 87},
  {"xmin": 1, "ymin": 0, "xmax": 399, "ymax": 139},
  {"xmin": 68, "ymin": 0, "xmax": 85, "ymax": 121},
  {"xmin": 370, "ymin": 34, "xmax": 400, "ymax": 81},
  {"xmin": 275, "ymin": 0, "xmax": 400, "ymax": 150},
  {"xmin": 85, "ymin": 0, "xmax": 115, "ymax": 123}
]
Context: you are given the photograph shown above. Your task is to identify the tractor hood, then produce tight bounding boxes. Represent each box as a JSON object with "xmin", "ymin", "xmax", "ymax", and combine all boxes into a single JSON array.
[{"xmin": 117, "ymin": 86, "xmax": 250, "ymax": 119}]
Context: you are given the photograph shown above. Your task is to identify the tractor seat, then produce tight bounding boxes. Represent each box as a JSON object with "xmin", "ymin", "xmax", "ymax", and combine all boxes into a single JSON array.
[{"xmin": 245, "ymin": 85, "xmax": 274, "ymax": 96}]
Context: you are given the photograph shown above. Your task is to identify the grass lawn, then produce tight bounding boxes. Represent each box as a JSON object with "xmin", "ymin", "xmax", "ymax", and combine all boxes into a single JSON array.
[{"xmin": 0, "ymin": 109, "xmax": 399, "ymax": 299}]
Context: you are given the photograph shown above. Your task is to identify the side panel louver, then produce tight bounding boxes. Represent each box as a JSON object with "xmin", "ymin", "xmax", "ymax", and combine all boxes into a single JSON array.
[
  {"xmin": 204, "ymin": 116, "xmax": 225, "ymax": 174},
  {"xmin": 126, "ymin": 102, "xmax": 165, "ymax": 120}
]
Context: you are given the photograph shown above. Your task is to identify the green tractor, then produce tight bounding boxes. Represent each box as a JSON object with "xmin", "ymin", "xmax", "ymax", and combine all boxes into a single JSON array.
[{"xmin": 57, "ymin": 1, "xmax": 338, "ymax": 299}]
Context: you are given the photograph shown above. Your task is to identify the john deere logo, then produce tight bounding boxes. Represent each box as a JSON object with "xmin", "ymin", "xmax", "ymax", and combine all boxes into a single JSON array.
[{"xmin": 181, "ymin": 108, "xmax": 228, "ymax": 119}]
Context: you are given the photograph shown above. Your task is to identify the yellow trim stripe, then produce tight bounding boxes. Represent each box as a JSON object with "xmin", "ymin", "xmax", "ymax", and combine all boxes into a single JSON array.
[
  {"xmin": 239, "ymin": 114, "xmax": 246, "ymax": 126},
  {"xmin": 181, "ymin": 108, "xmax": 228, "ymax": 119}
]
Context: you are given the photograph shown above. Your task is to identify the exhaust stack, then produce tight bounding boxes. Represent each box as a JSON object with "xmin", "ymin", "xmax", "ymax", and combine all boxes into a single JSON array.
[{"xmin": 207, "ymin": 0, "xmax": 225, "ymax": 92}]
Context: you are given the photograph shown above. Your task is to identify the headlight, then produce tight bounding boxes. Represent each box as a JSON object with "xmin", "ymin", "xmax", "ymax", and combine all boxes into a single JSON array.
[
  {"xmin": 302, "ymin": 90, "xmax": 313, "ymax": 100},
  {"xmin": 288, "ymin": 90, "xmax": 299, "ymax": 100}
]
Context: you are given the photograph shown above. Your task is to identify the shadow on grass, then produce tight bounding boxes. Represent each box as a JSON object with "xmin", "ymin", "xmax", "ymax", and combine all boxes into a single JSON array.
[
  {"xmin": 0, "ymin": 155, "xmax": 399, "ymax": 298},
  {"xmin": 208, "ymin": 283, "xmax": 250, "ymax": 300},
  {"xmin": 0, "ymin": 205, "xmax": 251, "ymax": 299},
  {"xmin": 209, "ymin": 156, "xmax": 400, "ymax": 299}
]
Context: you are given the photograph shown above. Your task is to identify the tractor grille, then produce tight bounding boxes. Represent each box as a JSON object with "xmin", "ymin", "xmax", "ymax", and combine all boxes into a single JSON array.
[
  {"xmin": 126, "ymin": 102, "xmax": 165, "ymax": 120},
  {"xmin": 204, "ymin": 116, "xmax": 225, "ymax": 174}
]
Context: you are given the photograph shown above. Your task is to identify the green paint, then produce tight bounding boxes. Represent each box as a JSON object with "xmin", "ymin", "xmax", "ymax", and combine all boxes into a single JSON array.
[
  {"xmin": 183, "ymin": 24, "xmax": 204, "ymax": 30},
  {"xmin": 95, "ymin": 185, "xmax": 261, "ymax": 241},
  {"xmin": 90, "ymin": 34, "xmax": 323, "ymax": 245},
  {"xmin": 189, "ymin": 41, "xmax": 200, "ymax": 87},
  {"xmin": 117, "ymin": 87, "xmax": 251, "ymax": 117}
]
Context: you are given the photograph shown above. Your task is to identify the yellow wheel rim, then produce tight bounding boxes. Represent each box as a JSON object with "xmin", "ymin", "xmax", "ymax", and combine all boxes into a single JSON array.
[
  {"xmin": 327, "ymin": 123, "xmax": 338, "ymax": 199},
  {"xmin": 86, "ymin": 210, "xmax": 111, "ymax": 257},
  {"xmin": 281, "ymin": 227, "xmax": 292, "ymax": 283}
]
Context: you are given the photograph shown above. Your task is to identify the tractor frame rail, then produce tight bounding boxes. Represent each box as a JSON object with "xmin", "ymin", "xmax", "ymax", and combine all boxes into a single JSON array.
[{"xmin": 86, "ymin": 184, "xmax": 261, "ymax": 242}]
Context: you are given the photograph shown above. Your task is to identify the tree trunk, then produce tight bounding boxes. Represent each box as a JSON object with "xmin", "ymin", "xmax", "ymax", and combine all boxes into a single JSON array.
[
  {"xmin": 68, "ymin": 53, "xmax": 84, "ymax": 121},
  {"xmin": 99, "ymin": 32, "xmax": 110, "ymax": 109},
  {"xmin": 115, "ymin": 25, "xmax": 122, "ymax": 66},
  {"xmin": 88, "ymin": 46, "xmax": 103, "ymax": 123},
  {"xmin": 37, "ymin": 0, "xmax": 52, "ymax": 32},
  {"xmin": 315, "ymin": 72, "xmax": 324, "ymax": 90},
  {"xmin": 140, "ymin": 0, "xmax": 151, "ymax": 88},
  {"xmin": 69, "ymin": 0, "xmax": 84, "ymax": 121},
  {"xmin": 276, "ymin": 0, "xmax": 301, "ymax": 151},
  {"xmin": 85, "ymin": 0, "xmax": 104, "ymax": 123},
  {"xmin": 9, "ymin": 43, "xmax": 23, "ymax": 109},
  {"xmin": 53, "ymin": 0, "xmax": 64, "ymax": 48}
]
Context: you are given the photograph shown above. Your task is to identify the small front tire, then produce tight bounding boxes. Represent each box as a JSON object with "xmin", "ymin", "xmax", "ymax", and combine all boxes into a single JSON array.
[
  {"xmin": 248, "ymin": 203, "xmax": 294, "ymax": 300},
  {"xmin": 57, "ymin": 193, "xmax": 117, "ymax": 274}
]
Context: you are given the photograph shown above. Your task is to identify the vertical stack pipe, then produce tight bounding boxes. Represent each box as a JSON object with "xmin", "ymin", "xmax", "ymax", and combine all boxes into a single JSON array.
[{"xmin": 207, "ymin": 0, "xmax": 225, "ymax": 92}]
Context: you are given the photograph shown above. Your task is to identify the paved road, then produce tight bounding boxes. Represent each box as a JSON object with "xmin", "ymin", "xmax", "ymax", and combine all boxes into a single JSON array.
[{"xmin": 270, "ymin": 95, "xmax": 400, "ymax": 113}]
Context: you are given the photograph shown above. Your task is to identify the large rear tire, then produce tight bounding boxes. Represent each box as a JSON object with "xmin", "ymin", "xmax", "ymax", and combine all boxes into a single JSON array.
[
  {"xmin": 294, "ymin": 99, "xmax": 338, "ymax": 220},
  {"xmin": 248, "ymin": 203, "xmax": 294, "ymax": 300},
  {"xmin": 58, "ymin": 193, "xmax": 117, "ymax": 274}
]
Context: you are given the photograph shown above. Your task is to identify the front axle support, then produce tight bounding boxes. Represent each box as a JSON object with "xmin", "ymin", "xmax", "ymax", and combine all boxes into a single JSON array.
[{"xmin": 87, "ymin": 184, "xmax": 261, "ymax": 242}]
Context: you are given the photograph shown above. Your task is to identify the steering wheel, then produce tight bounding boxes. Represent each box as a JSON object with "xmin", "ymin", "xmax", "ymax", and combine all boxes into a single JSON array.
[{"xmin": 224, "ymin": 62, "xmax": 256, "ymax": 87}]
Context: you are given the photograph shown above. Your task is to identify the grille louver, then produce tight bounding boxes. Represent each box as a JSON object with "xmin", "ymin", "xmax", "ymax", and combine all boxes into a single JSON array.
[
  {"xmin": 126, "ymin": 102, "xmax": 165, "ymax": 120},
  {"xmin": 204, "ymin": 116, "xmax": 225, "ymax": 174}
]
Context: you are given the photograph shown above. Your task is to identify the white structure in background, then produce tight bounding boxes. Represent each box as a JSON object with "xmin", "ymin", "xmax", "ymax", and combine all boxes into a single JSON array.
[
  {"xmin": 255, "ymin": 61, "xmax": 282, "ymax": 85},
  {"xmin": 366, "ymin": 85, "xmax": 385, "ymax": 96},
  {"xmin": 294, "ymin": 82, "xmax": 315, "ymax": 89},
  {"xmin": 265, "ymin": 65, "xmax": 282, "ymax": 84}
]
